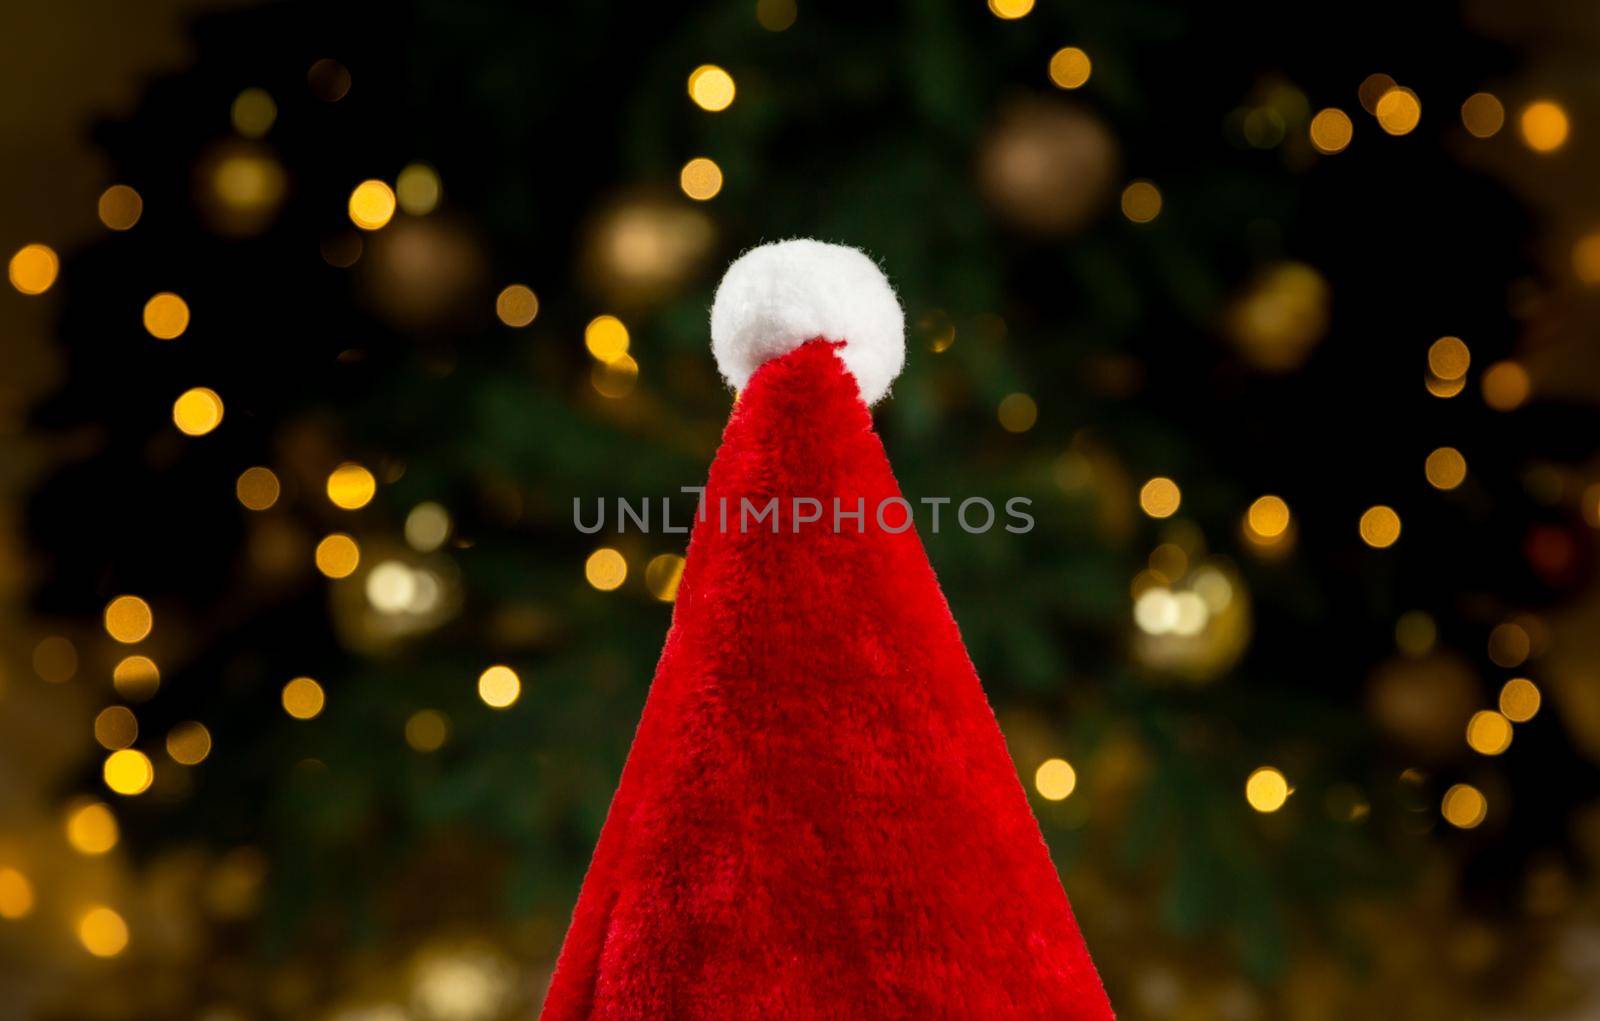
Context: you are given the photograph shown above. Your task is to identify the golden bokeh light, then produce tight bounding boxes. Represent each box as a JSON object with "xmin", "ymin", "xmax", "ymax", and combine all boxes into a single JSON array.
[
  {"xmin": 756, "ymin": 0, "xmax": 797, "ymax": 31},
  {"xmin": 315, "ymin": 534, "xmax": 361, "ymax": 578},
  {"xmin": 584, "ymin": 314, "xmax": 630, "ymax": 362},
  {"xmin": 1425, "ymin": 447, "xmax": 1467, "ymax": 490},
  {"xmin": 0, "ymin": 868, "xmax": 35, "ymax": 919},
  {"xmin": 94, "ymin": 706, "xmax": 139, "ymax": 751},
  {"xmin": 1428, "ymin": 336, "xmax": 1470, "ymax": 380},
  {"xmin": 102, "ymin": 749, "xmax": 154, "ymax": 796},
  {"xmin": 1308, "ymin": 108, "xmax": 1353, "ymax": 154},
  {"xmin": 1441, "ymin": 783, "xmax": 1487, "ymax": 829},
  {"xmin": 1359, "ymin": 505, "xmax": 1401, "ymax": 548},
  {"xmin": 173, "ymin": 387, "xmax": 224, "ymax": 436},
  {"xmin": 687, "ymin": 64, "xmax": 736, "ymax": 112},
  {"xmin": 281, "ymin": 677, "xmax": 325, "ymax": 720},
  {"xmin": 405, "ymin": 502, "xmax": 452, "ymax": 552},
  {"xmin": 1487, "ymin": 621, "xmax": 1530, "ymax": 668},
  {"xmin": 405, "ymin": 709, "xmax": 449, "ymax": 752},
  {"xmin": 1519, "ymin": 99, "xmax": 1569, "ymax": 153},
  {"xmin": 591, "ymin": 353, "xmax": 639, "ymax": 398},
  {"xmin": 1499, "ymin": 678, "xmax": 1541, "ymax": 723},
  {"xmin": 308, "ymin": 58, "xmax": 351, "ymax": 102},
  {"xmin": 348, "ymin": 179, "xmax": 397, "ymax": 231},
  {"xmin": 1034, "ymin": 758, "xmax": 1077, "ymax": 801},
  {"xmin": 231, "ymin": 87, "xmax": 277, "ymax": 138},
  {"xmin": 495, "ymin": 284, "xmax": 539, "ymax": 327},
  {"xmin": 1048, "ymin": 47, "xmax": 1091, "ymax": 90},
  {"xmin": 166, "ymin": 722, "xmax": 212, "ymax": 765},
  {"xmin": 1481, "ymin": 361, "xmax": 1530, "ymax": 411},
  {"xmin": 326, "ymin": 462, "xmax": 377, "ymax": 510},
  {"xmin": 477, "ymin": 665, "xmax": 522, "ymax": 709},
  {"xmin": 998, "ymin": 393, "xmax": 1038, "ymax": 433},
  {"xmin": 1575, "ymin": 233, "xmax": 1600, "ymax": 286},
  {"xmin": 112, "ymin": 655, "xmax": 160, "ymax": 701},
  {"xmin": 1395, "ymin": 610, "xmax": 1437, "ymax": 656},
  {"xmin": 585, "ymin": 547, "xmax": 628, "ymax": 591},
  {"xmin": 645, "ymin": 553, "xmax": 685, "ymax": 602},
  {"xmin": 235, "ymin": 466, "xmax": 281, "ymax": 511},
  {"xmin": 143, "ymin": 292, "xmax": 190, "ymax": 339},
  {"xmin": 396, "ymin": 162, "xmax": 442, "ymax": 215},
  {"xmin": 97, "ymin": 184, "xmax": 143, "ymax": 230},
  {"xmin": 78, "ymin": 906, "xmax": 130, "ymax": 958},
  {"xmin": 1466, "ymin": 709, "xmax": 1513, "ymax": 756},
  {"xmin": 679, "ymin": 157, "xmax": 724, "ymax": 201},
  {"xmin": 1358, "ymin": 73, "xmax": 1397, "ymax": 115},
  {"xmin": 988, "ymin": 0, "xmax": 1035, "ymax": 18},
  {"xmin": 1426, "ymin": 373, "xmax": 1466, "ymax": 399},
  {"xmin": 1460, "ymin": 92, "xmax": 1504, "ymax": 138},
  {"xmin": 33, "ymin": 635, "xmax": 78, "ymax": 683},
  {"xmin": 1120, "ymin": 180, "xmax": 1162, "ymax": 223},
  {"xmin": 1245, "ymin": 495, "xmax": 1291, "ymax": 541},
  {"xmin": 65, "ymin": 801, "xmax": 119, "ymax": 855},
  {"xmin": 1245, "ymin": 766, "xmax": 1290, "ymax": 813},
  {"xmin": 104, "ymin": 595, "xmax": 153, "ymax": 644},
  {"xmin": 9, "ymin": 243, "xmax": 59, "ymax": 295},
  {"xmin": 1375, "ymin": 87, "xmax": 1421, "ymax": 136},
  {"xmin": 1139, "ymin": 477, "xmax": 1181, "ymax": 519}
]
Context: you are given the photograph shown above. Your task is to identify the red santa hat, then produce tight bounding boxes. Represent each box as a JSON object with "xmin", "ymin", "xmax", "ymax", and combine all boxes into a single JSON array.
[{"xmin": 542, "ymin": 239, "xmax": 1113, "ymax": 1019}]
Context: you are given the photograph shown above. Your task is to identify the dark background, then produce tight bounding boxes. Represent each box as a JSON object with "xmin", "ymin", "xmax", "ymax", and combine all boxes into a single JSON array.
[{"xmin": 3, "ymin": 1, "xmax": 1600, "ymax": 1018}]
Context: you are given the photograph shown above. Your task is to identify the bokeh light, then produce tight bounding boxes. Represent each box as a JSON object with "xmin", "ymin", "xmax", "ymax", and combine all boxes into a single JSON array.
[
  {"xmin": 405, "ymin": 502, "xmax": 452, "ymax": 552},
  {"xmin": 326, "ymin": 463, "xmax": 377, "ymax": 510},
  {"xmin": 687, "ymin": 65, "xmax": 736, "ymax": 111},
  {"xmin": 1034, "ymin": 758, "xmax": 1077, "ymax": 800},
  {"xmin": 585, "ymin": 548, "xmax": 628, "ymax": 591},
  {"xmin": 65, "ymin": 801, "xmax": 119, "ymax": 855},
  {"xmin": 1048, "ymin": 47, "xmax": 1091, "ymax": 89},
  {"xmin": 1375, "ymin": 87, "xmax": 1421, "ymax": 135},
  {"xmin": 112, "ymin": 655, "xmax": 160, "ymax": 701},
  {"xmin": 1120, "ymin": 180, "xmax": 1162, "ymax": 223},
  {"xmin": 1245, "ymin": 767, "xmax": 1290, "ymax": 813},
  {"xmin": 281, "ymin": 677, "xmax": 326, "ymax": 720},
  {"xmin": 396, "ymin": 162, "xmax": 442, "ymax": 215},
  {"xmin": 143, "ymin": 292, "xmax": 190, "ymax": 339},
  {"xmin": 405, "ymin": 709, "xmax": 449, "ymax": 752},
  {"xmin": 94, "ymin": 706, "xmax": 139, "ymax": 750},
  {"xmin": 1519, "ymin": 100, "xmax": 1569, "ymax": 153},
  {"xmin": 645, "ymin": 553, "xmax": 685, "ymax": 602},
  {"xmin": 104, "ymin": 595, "xmax": 153, "ymax": 644},
  {"xmin": 348, "ymin": 179, "xmax": 397, "ymax": 230},
  {"xmin": 1309, "ymin": 108, "xmax": 1353, "ymax": 154},
  {"xmin": 1466, "ymin": 710, "xmax": 1513, "ymax": 755},
  {"xmin": 495, "ymin": 284, "xmax": 539, "ymax": 327},
  {"xmin": 1424, "ymin": 447, "xmax": 1467, "ymax": 490},
  {"xmin": 1499, "ymin": 678, "xmax": 1541, "ymax": 722},
  {"xmin": 1481, "ymin": 361, "xmax": 1530, "ymax": 411},
  {"xmin": 308, "ymin": 58, "xmax": 351, "ymax": 101},
  {"xmin": 1359, "ymin": 506, "xmax": 1401, "ymax": 548},
  {"xmin": 1139, "ymin": 477, "xmax": 1181, "ymax": 518},
  {"xmin": 756, "ymin": 0, "xmax": 797, "ymax": 31},
  {"xmin": 315, "ymin": 534, "xmax": 361, "ymax": 578},
  {"xmin": 33, "ymin": 635, "xmax": 78, "ymax": 683},
  {"xmin": 77, "ymin": 906, "xmax": 129, "ymax": 957},
  {"xmin": 477, "ymin": 665, "xmax": 522, "ymax": 709},
  {"xmin": 1245, "ymin": 495, "xmax": 1291, "ymax": 541},
  {"xmin": 102, "ymin": 749, "xmax": 154, "ymax": 796},
  {"xmin": 1442, "ymin": 783, "xmax": 1487, "ymax": 829},
  {"xmin": 97, "ymin": 184, "xmax": 143, "ymax": 230},
  {"xmin": 998, "ymin": 393, "xmax": 1038, "ymax": 433},
  {"xmin": 1460, "ymin": 92, "xmax": 1504, "ymax": 138},
  {"xmin": 9, "ymin": 243, "xmax": 59, "ymax": 295},
  {"xmin": 0, "ymin": 869, "xmax": 34, "ymax": 920},
  {"xmin": 230, "ymin": 87, "xmax": 277, "ymax": 137},
  {"xmin": 988, "ymin": 0, "xmax": 1034, "ymax": 18},
  {"xmin": 584, "ymin": 315, "xmax": 630, "ymax": 362},
  {"xmin": 172, "ymin": 387, "xmax": 224, "ymax": 436},
  {"xmin": 679, "ymin": 157, "xmax": 724, "ymax": 201},
  {"xmin": 1428, "ymin": 336, "xmax": 1470, "ymax": 380},
  {"xmin": 235, "ymin": 467, "xmax": 281, "ymax": 510},
  {"xmin": 166, "ymin": 722, "xmax": 212, "ymax": 765}
]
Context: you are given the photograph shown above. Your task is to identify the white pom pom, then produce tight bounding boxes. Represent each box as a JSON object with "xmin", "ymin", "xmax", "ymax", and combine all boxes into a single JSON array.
[{"xmin": 710, "ymin": 239, "xmax": 906, "ymax": 406}]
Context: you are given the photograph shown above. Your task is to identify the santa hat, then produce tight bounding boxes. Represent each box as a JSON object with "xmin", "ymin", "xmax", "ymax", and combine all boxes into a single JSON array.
[{"xmin": 542, "ymin": 240, "xmax": 1113, "ymax": 1019}]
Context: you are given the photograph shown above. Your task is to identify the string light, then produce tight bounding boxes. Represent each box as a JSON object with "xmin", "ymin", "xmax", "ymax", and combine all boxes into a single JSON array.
[
  {"xmin": 1519, "ymin": 100, "xmax": 1569, "ymax": 153},
  {"xmin": 231, "ymin": 87, "xmax": 277, "ymax": 137},
  {"xmin": 395, "ymin": 163, "xmax": 442, "ymax": 215},
  {"xmin": 348, "ymin": 179, "xmax": 397, "ymax": 230},
  {"xmin": 97, "ymin": 185, "xmax": 143, "ymax": 230},
  {"xmin": 1034, "ymin": 759, "xmax": 1077, "ymax": 800},
  {"xmin": 9, "ymin": 243, "xmax": 59, "ymax": 295},
  {"xmin": 143, "ymin": 292, "xmax": 190, "ymax": 339},
  {"xmin": 405, "ymin": 709, "xmax": 449, "ymax": 752},
  {"xmin": 166, "ymin": 722, "xmax": 212, "ymax": 765},
  {"xmin": 112, "ymin": 655, "xmax": 160, "ymax": 701},
  {"xmin": 687, "ymin": 65, "xmax": 736, "ymax": 112},
  {"xmin": 104, "ymin": 595, "xmax": 153, "ymax": 643},
  {"xmin": 1245, "ymin": 767, "xmax": 1290, "ymax": 812},
  {"xmin": 102, "ymin": 749, "xmax": 154, "ymax": 796},
  {"xmin": 1424, "ymin": 447, "xmax": 1467, "ymax": 490},
  {"xmin": 477, "ymin": 665, "xmax": 522, "ymax": 709},
  {"xmin": 77, "ymin": 906, "xmax": 130, "ymax": 957},
  {"xmin": 495, "ymin": 285, "xmax": 539, "ymax": 327},
  {"xmin": 315, "ymin": 534, "xmax": 361, "ymax": 578},
  {"xmin": 94, "ymin": 706, "xmax": 139, "ymax": 750},
  {"xmin": 0, "ymin": 868, "xmax": 35, "ymax": 919},
  {"xmin": 1359, "ymin": 506, "xmax": 1401, "ymax": 548},
  {"xmin": 1441, "ymin": 783, "xmax": 1487, "ymax": 829},
  {"xmin": 1048, "ymin": 47, "xmax": 1091, "ymax": 90},
  {"xmin": 1120, "ymin": 180, "xmax": 1162, "ymax": 223},
  {"xmin": 679, "ymin": 157, "xmax": 724, "ymax": 201},
  {"xmin": 235, "ymin": 467, "xmax": 280, "ymax": 510},
  {"xmin": 281, "ymin": 677, "xmax": 325, "ymax": 720},
  {"xmin": 1460, "ymin": 93, "xmax": 1504, "ymax": 138},
  {"xmin": 585, "ymin": 548, "xmax": 627, "ymax": 590},
  {"xmin": 1499, "ymin": 678, "xmax": 1541, "ymax": 722},
  {"xmin": 1139, "ymin": 477, "xmax": 1181, "ymax": 519},
  {"xmin": 326, "ymin": 462, "xmax": 377, "ymax": 510},
  {"xmin": 997, "ymin": 393, "xmax": 1038, "ymax": 433},
  {"xmin": 65, "ymin": 801, "xmax": 119, "ymax": 855},
  {"xmin": 173, "ymin": 387, "xmax": 224, "ymax": 436},
  {"xmin": 1308, "ymin": 108, "xmax": 1353, "ymax": 154}
]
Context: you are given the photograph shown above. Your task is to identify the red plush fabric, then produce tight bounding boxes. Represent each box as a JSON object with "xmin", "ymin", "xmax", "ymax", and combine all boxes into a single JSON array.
[{"xmin": 542, "ymin": 340, "xmax": 1112, "ymax": 1020}]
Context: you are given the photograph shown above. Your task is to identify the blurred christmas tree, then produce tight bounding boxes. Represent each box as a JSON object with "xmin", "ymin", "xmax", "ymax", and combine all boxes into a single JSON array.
[{"xmin": 8, "ymin": 0, "xmax": 1600, "ymax": 1018}]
